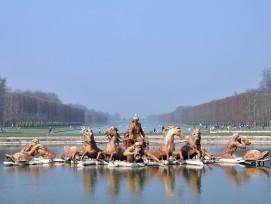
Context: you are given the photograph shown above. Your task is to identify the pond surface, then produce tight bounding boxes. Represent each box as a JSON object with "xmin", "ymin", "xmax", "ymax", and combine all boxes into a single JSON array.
[{"xmin": 0, "ymin": 145, "xmax": 270, "ymax": 204}]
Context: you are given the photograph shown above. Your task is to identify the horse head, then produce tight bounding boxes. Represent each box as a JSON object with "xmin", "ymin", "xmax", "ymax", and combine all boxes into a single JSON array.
[
  {"xmin": 188, "ymin": 128, "xmax": 201, "ymax": 147},
  {"xmin": 84, "ymin": 127, "xmax": 94, "ymax": 143},
  {"xmin": 104, "ymin": 126, "xmax": 121, "ymax": 143},
  {"xmin": 163, "ymin": 126, "xmax": 185, "ymax": 140}
]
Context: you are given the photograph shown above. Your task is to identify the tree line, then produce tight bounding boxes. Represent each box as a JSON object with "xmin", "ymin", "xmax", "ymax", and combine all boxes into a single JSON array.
[
  {"xmin": 0, "ymin": 77, "xmax": 108, "ymax": 127},
  {"xmin": 159, "ymin": 68, "xmax": 271, "ymax": 128}
]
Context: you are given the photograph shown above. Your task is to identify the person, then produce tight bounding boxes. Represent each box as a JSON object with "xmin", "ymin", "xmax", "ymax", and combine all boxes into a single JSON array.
[
  {"xmin": 20, "ymin": 139, "xmax": 41, "ymax": 156},
  {"xmin": 20, "ymin": 138, "xmax": 56, "ymax": 158},
  {"xmin": 128, "ymin": 115, "xmax": 146, "ymax": 143},
  {"xmin": 212, "ymin": 132, "xmax": 249, "ymax": 158},
  {"xmin": 123, "ymin": 142, "xmax": 162, "ymax": 164}
]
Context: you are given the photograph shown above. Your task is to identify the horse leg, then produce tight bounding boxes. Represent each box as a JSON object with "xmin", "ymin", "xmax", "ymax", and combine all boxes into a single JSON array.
[
  {"xmin": 189, "ymin": 149, "xmax": 200, "ymax": 159},
  {"xmin": 109, "ymin": 153, "xmax": 114, "ymax": 161},
  {"xmin": 196, "ymin": 150, "xmax": 201, "ymax": 159},
  {"xmin": 80, "ymin": 151, "xmax": 87, "ymax": 161},
  {"xmin": 173, "ymin": 150, "xmax": 184, "ymax": 160},
  {"xmin": 166, "ymin": 151, "xmax": 170, "ymax": 161},
  {"xmin": 165, "ymin": 146, "xmax": 170, "ymax": 161},
  {"xmin": 71, "ymin": 151, "xmax": 78, "ymax": 160},
  {"xmin": 96, "ymin": 151, "xmax": 101, "ymax": 160},
  {"xmin": 96, "ymin": 151, "xmax": 104, "ymax": 160}
]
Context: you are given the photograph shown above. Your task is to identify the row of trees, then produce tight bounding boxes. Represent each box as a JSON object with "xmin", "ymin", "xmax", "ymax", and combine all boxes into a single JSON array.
[
  {"xmin": 0, "ymin": 76, "xmax": 109, "ymax": 127},
  {"xmin": 159, "ymin": 90, "xmax": 271, "ymax": 127},
  {"xmin": 159, "ymin": 68, "xmax": 271, "ymax": 127},
  {"xmin": 3, "ymin": 92, "xmax": 84, "ymax": 127}
]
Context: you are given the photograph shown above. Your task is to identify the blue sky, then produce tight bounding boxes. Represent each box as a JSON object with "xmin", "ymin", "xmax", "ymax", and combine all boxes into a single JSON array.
[{"xmin": 0, "ymin": 1, "xmax": 270, "ymax": 118}]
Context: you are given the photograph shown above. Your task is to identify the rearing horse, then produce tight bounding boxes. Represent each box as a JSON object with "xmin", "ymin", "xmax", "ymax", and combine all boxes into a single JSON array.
[
  {"xmin": 96, "ymin": 126, "xmax": 125, "ymax": 161},
  {"xmin": 149, "ymin": 126, "xmax": 185, "ymax": 161},
  {"xmin": 172, "ymin": 128, "xmax": 204, "ymax": 160},
  {"xmin": 73, "ymin": 127, "xmax": 102, "ymax": 160}
]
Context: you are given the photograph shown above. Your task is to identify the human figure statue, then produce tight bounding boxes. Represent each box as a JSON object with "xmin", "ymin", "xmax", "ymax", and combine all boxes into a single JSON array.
[
  {"xmin": 123, "ymin": 142, "xmax": 162, "ymax": 164},
  {"xmin": 128, "ymin": 115, "xmax": 146, "ymax": 144},
  {"xmin": 21, "ymin": 138, "xmax": 56, "ymax": 158},
  {"xmin": 6, "ymin": 138, "xmax": 56, "ymax": 162},
  {"xmin": 212, "ymin": 133, "xmax": 250, "ymax": 158},
  {"xmin": 20, "ymin": 138, "xmax": 41, "ymax": 156}
]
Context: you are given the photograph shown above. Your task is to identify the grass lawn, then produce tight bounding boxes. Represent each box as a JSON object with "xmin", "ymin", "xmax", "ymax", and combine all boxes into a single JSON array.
[{"xmin": 1, "ymin": 125, "xmax": 271, "ymax": 137}]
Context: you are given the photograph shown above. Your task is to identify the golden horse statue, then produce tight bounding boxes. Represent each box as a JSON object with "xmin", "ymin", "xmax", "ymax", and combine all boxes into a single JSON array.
[
  {"xmin": 172, "ymin": 128, "xmax": 205, "ymax": 160},
  {"xmin": 72, "ymin": 127, "xmax": 103, "ymax": 160},
  {"xmin": 96, "ymin": 126, "xmax": 125, "ymax": 161},
  {"xmin": 149, "ymin": 126, "xmax": 185, "ymax": 161}
]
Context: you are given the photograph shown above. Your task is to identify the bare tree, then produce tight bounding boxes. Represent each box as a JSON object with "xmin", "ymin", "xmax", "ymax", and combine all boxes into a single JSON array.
[
  {"xmin": 0, "ymin": 76, "xmax": 7, "ymax": 126},
  {"xmin": 259, "ymin": 67, "xmax": 271, "ymax": 90}
]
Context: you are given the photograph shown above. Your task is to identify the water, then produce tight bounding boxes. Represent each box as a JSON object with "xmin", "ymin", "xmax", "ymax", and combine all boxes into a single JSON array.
[{"xmin": 0, "ymin": 144, "xmax": 270, "ymax": 204}]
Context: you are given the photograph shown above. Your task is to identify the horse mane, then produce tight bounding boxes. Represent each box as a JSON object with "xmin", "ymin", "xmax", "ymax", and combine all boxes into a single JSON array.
[{"xmin": 112, "ymin": 132, "xmax": 121, "ymax": 143}]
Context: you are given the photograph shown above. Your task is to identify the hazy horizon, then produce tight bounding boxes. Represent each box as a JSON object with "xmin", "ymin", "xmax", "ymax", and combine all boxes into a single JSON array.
[{"xmin": 1, "ymin": 1, "xmax": 270, "ymax": 118}]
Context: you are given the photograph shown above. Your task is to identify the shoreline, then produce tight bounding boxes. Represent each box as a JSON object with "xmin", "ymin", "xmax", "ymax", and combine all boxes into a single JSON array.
[{"xmin": 1, "ymin": 135, "xmax": 271, "ymax": 145}]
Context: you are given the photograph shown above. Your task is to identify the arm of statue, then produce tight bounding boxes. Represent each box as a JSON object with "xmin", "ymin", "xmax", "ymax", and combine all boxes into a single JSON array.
[
  {"xmin": 20, "ymin": 144, "xmax": 32, "ymax": 153},
  {"xmin": 235, "ymin": 142, "xmax": 247, "ymax": 149},
  {"xmin": 144, "ymin": 150, "xmax": 161, "ymax": 163},
  {"xmin": 128, "ymin": 124, "xmax": 134, "ymax": 139},
  {"xmin": 123, "ymin": 146, "xmax": 135, "ymax": 157},
  {"xmin": 23, "ymin": 144, "xmax": 42, "ymax": 156},
  {"xmin": 140, "ymin": 127, "xmax": 146, "ymax": 138}
]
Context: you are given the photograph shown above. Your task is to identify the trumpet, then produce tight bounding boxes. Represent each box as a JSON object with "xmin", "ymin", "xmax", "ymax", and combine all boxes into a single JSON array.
[{"xmin": 134, "ymin": 152, "xmax": 141, "ymax": 161}]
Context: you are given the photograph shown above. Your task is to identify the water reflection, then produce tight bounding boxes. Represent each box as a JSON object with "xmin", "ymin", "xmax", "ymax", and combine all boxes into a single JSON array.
[
  {"xmin": 78, "ymin": 165, "xmax": 212, "ymax": 198},
  {"xmin": 182, "ymin": 165, "xmax": 205, "ymax": 195},
  {"xmin": 105, "ymin": 168, "xmax": 122, "ymax": 196},
  {"xmin": 149, "ymin": 166, "xmax": 183, "ymax": 198},
  {"xmin": 80, "ymin": 166, "xmax": 102, "ymax": 194},
  {"xmin": 214, "ymin": 163, "xmax": 269, "ymax": 186},
  {"xmin": 3, "ymin": 163, "xmax": 269, "ymax": 200},
  {"xmin": 4, "ymin": 164, "xmax": 50, "ymax": 174},
  {"xmin": 122, "ymin": 168, "xmax": 147, "ymax": 195}
]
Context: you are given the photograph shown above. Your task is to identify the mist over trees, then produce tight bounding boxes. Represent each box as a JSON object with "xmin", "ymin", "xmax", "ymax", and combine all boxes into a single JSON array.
[
  {"xmin": 67, "ymin": 103, "xmax": 109, "ymax": 124},
  {"xmin": 159, "ymin": 68, "xmax": 271, "ymax": 128},
  {"xmin": 0, "ymin": 76, "xmax": 109, "ymax": 127},
  {"xmin": 2, "ymin": 67, "xmax": 271, "ymax": 128}
]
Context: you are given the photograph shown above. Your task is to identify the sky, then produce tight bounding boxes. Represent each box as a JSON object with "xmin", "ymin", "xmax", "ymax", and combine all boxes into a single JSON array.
[{"xmin": 0, "ymin": 1, "xmax": 271, "ymax": 118}]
